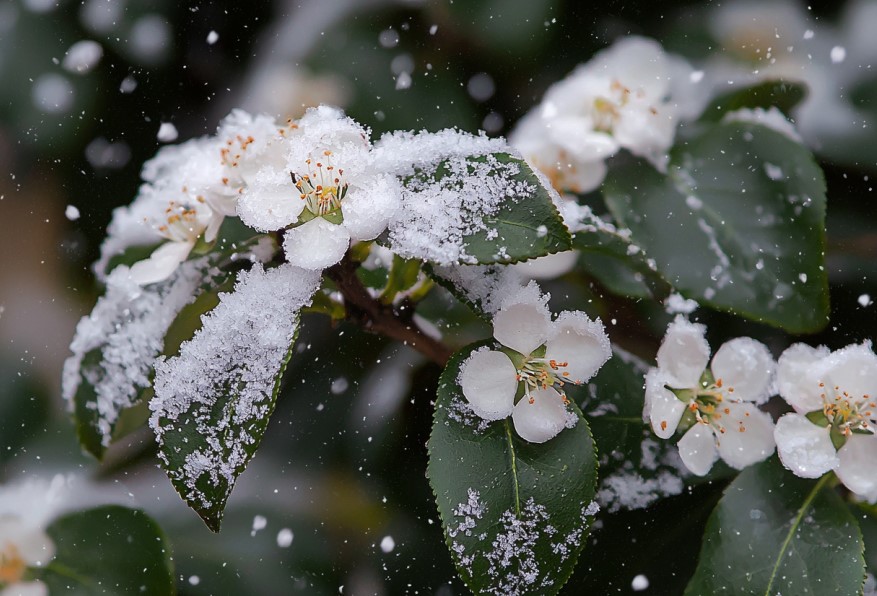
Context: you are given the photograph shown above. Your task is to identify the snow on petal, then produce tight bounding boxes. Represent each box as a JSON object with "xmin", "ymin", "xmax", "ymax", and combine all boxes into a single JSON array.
[
  {"xmin": 512, "ymin": 387, "xmax": 572, "ymax": 444},
  {"xmin": 677, "ymin": 424, "xmax": 718, "ymax": 477},
  {"xmin": 459, "ymin": 349, "xmax": 518, "ymax": 421},
  {"xmin": 237, "ymin": 181, "xmax": 305, "ymax": 232},
  {"xmin": 340, "ymin": 174, "xmax": 401, "ymax": 242},
  {"xmin": 656, "ymin": 316, "xmax": 710, "ymax": 388},
  {"xmin": 647, "ymin": 383, "xmax": 686, "ymax": 439},
  {"xmin": 128, "ymin": 239, "xmax": 195, "ymax": 285},
  {"xmin": 714, "ymin": 402, "xmax": 775, "ymax": 469},
  {"xmin": 774, "ymin": 413, "xmax": 838, "ymax": 479},
  {"xmin": 836, "ymin": 434, "xmax": 877, "ymax": 498},
  {"xmin": 282, "ymin": 218, "xmax": 351, "ymax": 271},
  {"xmin": 777, "ymin": 343, "xmax": 831, "ymax": 413},
  {"xmin": 710, "ymin": 337, "xmax": 775, "ymax": 404},
  {"xmin": 544, "ymin": 310, "xmax": 611, "ymax": 385}
]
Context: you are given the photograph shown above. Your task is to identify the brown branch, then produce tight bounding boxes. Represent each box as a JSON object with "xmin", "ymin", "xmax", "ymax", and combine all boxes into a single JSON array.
[{"xmin": 326, "ymin": 255, "xmax": 453, "ymax": 367}]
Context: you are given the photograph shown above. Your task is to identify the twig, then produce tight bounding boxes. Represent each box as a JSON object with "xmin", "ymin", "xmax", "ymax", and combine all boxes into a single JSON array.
[{"xmin": 326, "ymin": 255, "xmax": 453, "ymax": 367}]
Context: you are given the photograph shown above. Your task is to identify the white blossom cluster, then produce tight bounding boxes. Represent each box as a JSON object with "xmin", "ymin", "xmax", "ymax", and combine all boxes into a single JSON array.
[{"xmin": 645, "ymin": 317, "xmax": 877, "ymax": 503}]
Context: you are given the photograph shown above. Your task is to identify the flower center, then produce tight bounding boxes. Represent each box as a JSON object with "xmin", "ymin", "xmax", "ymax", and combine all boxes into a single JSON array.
[
  {"xmin": 291, "ymin": 150, "xmax": 349, "ymax": 219},
  {"xmin": 154, "ymin": 200, "xmax": 204, "ymax": 243},
  {"xmin": 591, "ymin": 79, "xmax": 657, "ymax": 134},
  {"xmin": 674, "ymin": 376, "xmax": 748, "ymax": 435},
  {"xmin": 515, "ymin": 357, "xmax": 574, "ymax": 404},
  {"xmin": 819, "ymin": 383, "xmax": 875, "ymax": 436},
  {"xmin": 0, "ymin": 542, "xmax": 26, "ymax": 585}
]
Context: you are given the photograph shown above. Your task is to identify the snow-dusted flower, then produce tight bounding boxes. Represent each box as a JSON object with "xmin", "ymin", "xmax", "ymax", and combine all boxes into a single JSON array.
[
  {"xmin": 237, "ymin": 106, "xmax": 401, "ymax": 270},
  {"xmin": 644, "ymin": 317, "xmax": 776, "ymax": 476},
  {"xmin": 99, "ymin": 110, "xmax": 287, "ymax": 284},
  {"xmin": 458, "ymin": 284, "xmax": 611, "ymax": 443},
  {"xmin": 774, "ymin": 342, "xmax": 877, "ymax": 501},
  {"xmin": 510, "ymin": 36, "xmax": 690, "ymax": 194}
]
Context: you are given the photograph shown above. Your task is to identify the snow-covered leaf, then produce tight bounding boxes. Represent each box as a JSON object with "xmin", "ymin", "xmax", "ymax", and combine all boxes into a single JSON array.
[
  {"xmin": 427, "ymin": 341, "xmax": 598, "ymax": 595},
  {"xmin": 150, "ymin": 264, "xmax": 320, "ymax": 532},
  {"xmin": 685, "ymin": 458, "xmax": 865, "ymax": 595},
  {"xmin": 604, "ymin": 121, "xmax": 829, "ymax": 333},
  {"xmin": 39, "ymin": 506, "xmax": 174, "ymax": 595},
  {"xmin": 389, "ymin": 152, "xmax": 571, "ymax": 266}
]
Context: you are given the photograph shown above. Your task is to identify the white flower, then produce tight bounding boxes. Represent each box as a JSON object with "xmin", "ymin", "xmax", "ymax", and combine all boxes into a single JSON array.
[
  {"xmin": 237, "ymin": 106, "xmax": 401, "ymax": 270},
  {"xmin": 458, "ymin": 284, "xmax": 611, "ymax": 443},
  {"xmin": 774, "ymin": 342, "xmax": 877, "ymax": 501},
  {"xmin": 644, "ymin": 316, "xmax": 776, "ymax": 476},
  {"xmin": 97, "ymin": 110, "xmax": 286, "ymax": 283},
  {"xmin": 509, "ymin": 36, "xmax": 686, "ymax": 194}
]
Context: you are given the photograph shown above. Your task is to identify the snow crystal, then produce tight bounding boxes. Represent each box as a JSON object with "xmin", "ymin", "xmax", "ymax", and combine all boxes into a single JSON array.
[
  {"xmin": 65, "ymin": 204, "xmax": 80, "ymax": 221},
  {"xmin": 664, "ymin": 293, "xmax": 698, "ymax": 315},
  {"xmin": 597, "ymin": 470, "xmax": 684, "ymax": 513},
  {"xmin": 206, "ymin": 30, "xmax": 218, "ymax": 45},
  {"xmin": 830, "ymin": 45, "xmax": 846, "ymax": 64},
  {"xmin": 631, "ymin": 574, "xmax": 649, "ymax": 591},
  {"xmin": 119, "ymin": 75, "xmax": 137, "ymax": 94},
  {"xmin": 157, "ymin": 122, "xmax": 178, "ymax": 142},
  {"xmin": 395, "ymin": 71, "xmax": 412, "ymax": 91},
  {"xmin": 373, "ymin": 128, "xmax": 508, "ymax": 180},
  {"xmin": 859, "ymin": 294, "xmax": 872, "ymax": 307},
  {"xmin": 330, "ymin": 377, "xmax": 349, "ymax": 395},
  {"xmin": 380, "ymin": 535, "xmax": 395, "ymax": 553},
  {"xmin": 62, "ymin": 258, "xmax": 212, "ymax": 447},
  {"xmin": 149, "ymin": 264, "xmax": 320, "ymax": 511},
  {"xmin": 62, "ymin": 39, "xmax": 103, "ymax": 74},
  {"xmin": 387, "ymin": 152, "xmax": 536, "ymax": 264},
  {"xmin": 188, "ymin": 576, "xmax": 201, "ymax": 586},
  {"xmin": 445, "ymin": 396, "xmax": 491, "ymax": 433},
  {"xmin": 277, "ymin": 528, "xmax": 294, "ymax": 547},
  {"xmin": 251, "ymin": 514, "xmax": 267, "ymax": 536}
]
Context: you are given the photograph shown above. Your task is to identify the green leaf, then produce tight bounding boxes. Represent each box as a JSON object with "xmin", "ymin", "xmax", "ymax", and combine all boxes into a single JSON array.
[
  {"xmin": 391, "ymin": 152, "xmax": 572, "ymax": 266},
  {"xmin": 151, "ymin": 264, "xmax": 319, "ymax": 531},
  {"xmin": 427, "ymin": 341, "xmax": 598, "ymax": 595},
  {"xmin": 685, "ymin": 459, "xmax": 866, "ymax": 595},
  {"xmin": 699, "ymin": 80, "xmax": 807, "ymax": 122},
  {"xmin": 572, "ymin": 226, "xmax": 671, "ymax": 300},
  {"xmin": 604, "ymin": 121, "xmax": 829, "ymax": 333},
  {"xmin": 39, "ymin": 506, "xmax": 174, "ymax": 595}
]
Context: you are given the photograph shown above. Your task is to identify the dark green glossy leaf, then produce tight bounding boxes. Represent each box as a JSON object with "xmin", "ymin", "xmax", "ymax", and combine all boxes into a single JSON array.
[
  {"xmin": 604, "ymin": 121, "xmax": 829, "ymax": 333},
  {"xmin": 685, "ymin": 459, "xmax": 865, "ymax": 595},
  {"xmin": 379, "ymin": 255, "xmax": 423, "ymax": 304},
  {"xmin": 427, "ymin": 342, "xmax": 598, "ymax": 595},
  {"xmin": 40, "ymin": 506, "xmax": 174, "ymax": 595},
  {"xmin": 393, "ymin": 152, "xmax": 572, "ymax": 266},
  {"xmin": 699, "ymin": 80, "xmax": 807, "ymax": 122},
  {"xmin": 572, "ymin": 227, "xmax": 671, "ymax": 300}
]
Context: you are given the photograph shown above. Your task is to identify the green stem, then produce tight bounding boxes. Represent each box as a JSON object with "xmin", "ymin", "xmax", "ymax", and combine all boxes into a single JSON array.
[{"xmin": 503, "ymin": 419, "xmax": 522, "ymax": 517}]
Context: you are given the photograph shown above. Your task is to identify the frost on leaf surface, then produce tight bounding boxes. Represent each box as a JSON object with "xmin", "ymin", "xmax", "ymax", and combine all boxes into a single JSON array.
[
  {"xmin": 62, "ymin": 258, "xmax": 215, "ymax": 458},
  {"xmin": 428, "ymin": 342, "xmax": 598, "ymax": 595},
  {"xmin": 376, "ymin": 130, "xmax": 571, "ymax": 266},
  {"xmin": 149, "ymin": 263, "xmax": 320, "ymax": 530}
]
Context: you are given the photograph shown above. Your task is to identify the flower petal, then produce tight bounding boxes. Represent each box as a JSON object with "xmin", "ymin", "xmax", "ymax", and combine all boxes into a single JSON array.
[
  {"xmin": 820, "ymin": 343, "xmax": 877, "ymax": 406},
  {"xmin": 492, "ymin": 299, "xmax": 552, "ymax": 356},
  {"xmin": 677, "ymin": 424, "xmax": 717, "ymax": 476},
  {"xmin": 283, "ymin": 218, "xmax": 350, "ymax": 271},
  {"xmin": 0, "ymin": 580, "xmax": 49, "ymax": 596},
  {"xmin": 459, "ymin": 349, "xmax": 517, "ymax": 421},
  {"xmin": 774, "ymin": 413, "xmax": 838, "ymax": 479},
  {"xmin": 710, "ymin": 337, "xmax": 775, "ymax": 404},
  {"xmin": 714, "ymin": 403, "xmax": 775, "ymax": 469},
  {"xmin": 237, "ymin": 182, "xmax": 305, "ymax": 232},
  {"xmin": 513, "ymin": 251, "xmax": 579, "ymax": 280},
  {"xmin": 128, "ymin": 240, "xmax": 194, "ymax": 285},
  {"xmin": 836, "ymin": 433, "xmax": 877, "ymax": 498},
  {"xmin": 777, "ymin": 343, "xmax": 830, "ymax": 413},
  {"xmin": 512, "ymin": 387, "xmax": 571, "ymax": 443},
  {"xmin": 656, "ymin": 316, "xmax": 709, "ymax": 388},
  {"xmin": 544, "ymin": 311, "xmax": 611, "ymax": 385},
  {"xmin": 647, "ymin": 381, "xmax": 686, "ymax": 439},
  {"xmin": 341, "ymin": 175, "xmax": 401, "ymax": 242},
  {"xmin": 0, "ymin": 518, "xmax": 55, "ymax": 567}
]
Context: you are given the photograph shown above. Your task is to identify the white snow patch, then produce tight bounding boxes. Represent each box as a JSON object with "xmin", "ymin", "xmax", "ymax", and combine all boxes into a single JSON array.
[{"xmin": 157, "ymin": 122, "xmax": 178, "ymax": 142}]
